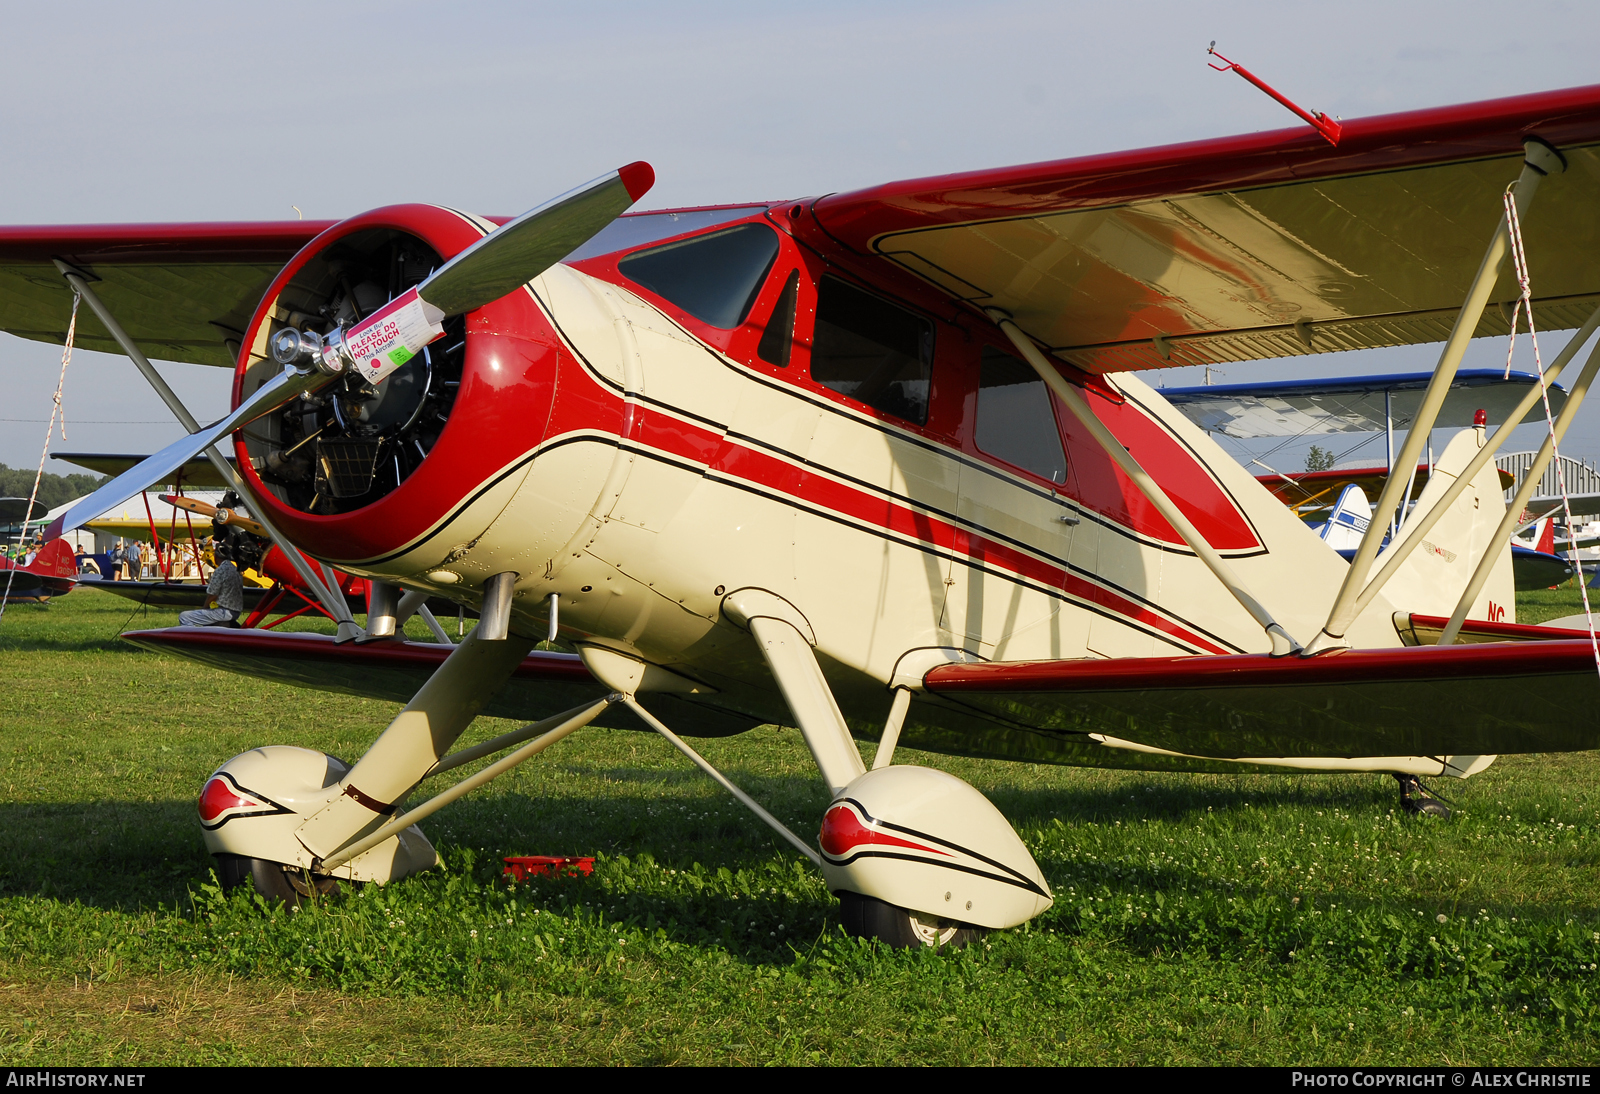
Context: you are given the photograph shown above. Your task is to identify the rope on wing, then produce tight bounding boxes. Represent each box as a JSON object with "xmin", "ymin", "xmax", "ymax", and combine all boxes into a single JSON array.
[
  {"xmin": 1502, "ymin": 185, "xmax": 1600, "ymax": 672},
  {"xmin": 1, "ymin": 292, "xmax": 80, "ymax": 622}
]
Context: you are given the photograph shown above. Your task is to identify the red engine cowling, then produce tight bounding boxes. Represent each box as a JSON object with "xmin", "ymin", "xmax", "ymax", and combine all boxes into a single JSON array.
[
  {"xmin": 259, "ymin": 544, "xmax": 365, "ymax": 600},
  {"xmin": 230, "ymin": 205, "xmax": 565, "ymax": 567}
]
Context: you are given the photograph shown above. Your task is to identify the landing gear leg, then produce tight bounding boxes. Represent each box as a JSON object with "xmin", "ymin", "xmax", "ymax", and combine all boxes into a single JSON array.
[{"xmin": 1394, "ymin": 773, "xmax": 1450, "ymax": 818}]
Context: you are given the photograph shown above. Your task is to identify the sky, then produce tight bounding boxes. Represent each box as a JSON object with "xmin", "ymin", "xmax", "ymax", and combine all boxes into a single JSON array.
[{"xmin": 3, "ymin": 0, "xmax": 1599, "ymax": 479}]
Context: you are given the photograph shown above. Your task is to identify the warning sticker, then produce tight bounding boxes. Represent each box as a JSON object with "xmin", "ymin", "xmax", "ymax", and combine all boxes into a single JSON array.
[{"xmin": 346, "ymin": 288, "xmax": 446, "ymax": 386}]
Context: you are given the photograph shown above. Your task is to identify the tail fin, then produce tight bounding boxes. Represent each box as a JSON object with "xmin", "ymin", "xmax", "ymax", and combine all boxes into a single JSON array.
[
  {"xmin": 1383, "ymin": 427, "xmax": 1515, "ymax": 623},
  {"xmin": 26, "ymin": 538, "xmax": 78, "ymax": 579},
  {"xmin": 1320, "ymin": 483, "xmax": 1372, "ymax": 550},
  {"xmin": 1535, "ymin": 515, "xmax": 1556, "ymax": 555}
]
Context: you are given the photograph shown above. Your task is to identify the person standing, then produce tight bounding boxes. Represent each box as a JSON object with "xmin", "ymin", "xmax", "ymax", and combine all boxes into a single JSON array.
[
  {"xmin": 179, "ymin": 559, "xmax": 243, "ymax": 627},
  {"xmin": 126, "ymin": 539, "xmax": 143, "ymax": 580},
  {"xmin": 109, "ymin": 541, "xmax": 126, "ymax": 580}
]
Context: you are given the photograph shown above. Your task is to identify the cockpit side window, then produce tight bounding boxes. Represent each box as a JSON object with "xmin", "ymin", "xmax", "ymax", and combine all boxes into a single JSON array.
[
  {"xmin": 810, "ymin": 276, "xmax": 933, "ymax": 424},
  {"xmin": 617, "ymin": 223, "xmax": 780, "ymax": 329},
  {"xmin": 975, "ymin": 345, "xmax": 1067, "ymax": 483}
]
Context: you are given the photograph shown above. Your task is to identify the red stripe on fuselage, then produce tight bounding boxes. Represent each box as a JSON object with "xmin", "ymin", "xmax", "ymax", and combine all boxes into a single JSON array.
[{"xmin": 600, "ymin": 397, "xmax": 1231, "ymax": 654}]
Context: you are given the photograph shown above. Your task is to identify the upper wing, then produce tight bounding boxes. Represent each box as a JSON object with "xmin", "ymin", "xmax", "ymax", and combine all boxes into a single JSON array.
[
  {"xmin": 53, "ymin": 451, "xmax": 237, "ymax": 488},
  {"xmin": 0, "ymin": 222, "xmax": 332, "ymax": 366},
  {"xmin": 811, "ymin": 85, "xmax": 1600, "ymax": 373},
  {"xmin": 0, "ymin": 205, "xmax": 703, "ymax": 369},
  {"xmin": 0, "ymin": 497, "xmax": 48, "ymax": 521}
]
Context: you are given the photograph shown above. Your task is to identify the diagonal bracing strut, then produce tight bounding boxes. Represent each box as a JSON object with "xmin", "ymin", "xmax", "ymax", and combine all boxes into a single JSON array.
[
  {"xmin": 1337, "ymin": 304, "xmax": 1600, "ymax": 629},
  {"xmin": 53, "ymin": 262, "xmax": 356, "ymax": 632},
  {"xmin": 990, "ymin": 310, "xmax": 1302, "ymax": 656},
  {"xmin": 318, "ymin": 696, "xmax": 615, "ymax": 872},
  {"xmin": 1437, "ymin": 331, "xmax": 1600, "ymax": 645},
  {"xmin": 1304, "ymin": 138, "xmax": 1567, "ymax": 654}
]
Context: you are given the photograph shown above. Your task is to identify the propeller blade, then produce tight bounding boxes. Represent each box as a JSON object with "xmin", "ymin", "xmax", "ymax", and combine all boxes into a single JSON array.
[
  {"xmin": 417, "ymin": 161, "xmax": 655, "ymax": 318},
  {"xmin": 45, "ymin": 366, "xmax": 325, "ymax": 538},
  {"xmin": 48, "ymin": 162, "xmax": 657, "ymax": 539},
  {"xmin": 297, "ymin": 162, "xmax": 656, "ymax": 392},
  {"xmin": 326, "ymin": 162, "xmax": 655, "ymax": 391}
]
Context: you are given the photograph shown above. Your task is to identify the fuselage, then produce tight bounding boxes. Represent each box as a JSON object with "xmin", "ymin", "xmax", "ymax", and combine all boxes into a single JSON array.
[{"xmin": 230, "ymin": 202, "xmax": 1416, "ymax": 743}]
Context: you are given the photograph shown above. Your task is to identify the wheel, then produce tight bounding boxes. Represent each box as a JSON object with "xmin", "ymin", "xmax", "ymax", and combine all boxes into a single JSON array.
[
  {"xmin": 1393, "ymin": 774, "xmax": 1452, "ymax": 819},
  {"xmin": 837, "ymin": 890, "xmax": 985, "ymax": 949},
  {"xmin": 214, "ymin": 853, "xmax": 345, "ymax": 907},
  {"xmin": 1403, "ymin": 796, "xmax": 1451, "ymax": 819}
]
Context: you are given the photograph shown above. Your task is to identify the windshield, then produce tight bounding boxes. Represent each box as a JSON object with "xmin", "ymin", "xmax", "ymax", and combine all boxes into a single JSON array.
[{"xmin": 563, "ymin": 206, "xmax": 770, "ymax": 263}]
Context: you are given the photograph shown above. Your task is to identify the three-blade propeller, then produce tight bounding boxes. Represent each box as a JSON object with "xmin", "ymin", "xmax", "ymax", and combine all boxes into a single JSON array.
[{"xmin": 47, "ymin": 161, "xmax": 655, "ymax": 540}]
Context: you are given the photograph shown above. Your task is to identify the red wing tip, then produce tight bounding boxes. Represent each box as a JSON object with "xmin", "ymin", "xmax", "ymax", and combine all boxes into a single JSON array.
[{"xmin": 617, "ymin": 161, "xmax": 655, "ymax": 202}]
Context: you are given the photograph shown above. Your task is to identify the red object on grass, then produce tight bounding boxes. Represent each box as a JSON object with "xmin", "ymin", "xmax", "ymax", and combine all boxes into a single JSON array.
[{"xmin": 503, "ymin": 855, "xmax": 595, "ymax": 881}]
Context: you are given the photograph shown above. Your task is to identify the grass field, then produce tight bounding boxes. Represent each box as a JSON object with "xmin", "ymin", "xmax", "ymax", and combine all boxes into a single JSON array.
[{"xmin": 2, "ymin": 585, "xmax": 1600, "ymax": 1065}]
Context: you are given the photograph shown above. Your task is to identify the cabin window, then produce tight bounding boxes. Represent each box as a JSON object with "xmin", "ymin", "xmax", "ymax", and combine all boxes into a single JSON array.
[
  {"xmin": 810, "ymin": 276, "xmax": 933, "ymax": 424},
  {"xmin": 618, "ymin": 223, "xmax": 780, "ymax": 329},
  {"xmin": 975, "ymin": 345, "xmax": 1067, "ymax": 483},
  {"xmin": 756, "ymin": 271, "xmax": 799, "ymax": 366}
]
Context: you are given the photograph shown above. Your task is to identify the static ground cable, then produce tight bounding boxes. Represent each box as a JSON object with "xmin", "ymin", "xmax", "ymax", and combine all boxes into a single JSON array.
[{"xmin": 1, "ymin": 293, "xmax": 80, "ymax": 623}]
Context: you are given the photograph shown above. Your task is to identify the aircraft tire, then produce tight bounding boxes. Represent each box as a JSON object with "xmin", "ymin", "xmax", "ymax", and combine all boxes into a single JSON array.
[
  {"xmin": 837, "ymin": 890, "xmax": 985, "ymax": 949},
  {"xmin": 1393, "ymin": 774, "xmax": 1452, "ymax": 819},
  {"xmin": 214, "ymin": 853, "xmax": 346, "ymax": 908}
]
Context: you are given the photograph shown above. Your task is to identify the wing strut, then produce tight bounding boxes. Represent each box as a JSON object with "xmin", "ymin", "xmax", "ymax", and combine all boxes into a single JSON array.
[
  {"xmin": 1304, "ymin": 138, "xmax": 1568, "ymax": 655},
  {"xmin": 53, "ymin": 262, "xmax": 358, "ymax": 636},
  {"xmin": 1338, "ymin": 304, "xmax": 1600, "ymax": 630},
  {"xmin": 989, "ymin": 311, "xmax": 1303, "ymax": 656},
  {"xmin": 1438, "ymin": 329, "xmax": 1600, "ymax": 644}
]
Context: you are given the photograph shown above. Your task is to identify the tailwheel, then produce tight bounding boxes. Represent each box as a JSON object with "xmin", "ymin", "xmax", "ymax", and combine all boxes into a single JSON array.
[
  {"xmin": 1394, "ymin": 773, "xmax": 1451, "ymax": 818},
  {"xmin": 837, "ymin": 890, "xmax": 985, "ymax": 949},
  {"xmin": 214, "ymin": 853, "xmax": 348, "ymax": 907}
]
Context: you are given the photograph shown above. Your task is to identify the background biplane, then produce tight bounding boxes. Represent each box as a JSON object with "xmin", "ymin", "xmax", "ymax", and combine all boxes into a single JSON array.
[
  {"xmin": 7, "ymin": 83, "xmax": 1600, "ymax": 944},
  {"xmin": 0, "ymin": 535, "xmax": 76, "ymax": 602},
  {"xmin": 1158, "ymin": 370, "xmax": 1575, "ymax": 587}
]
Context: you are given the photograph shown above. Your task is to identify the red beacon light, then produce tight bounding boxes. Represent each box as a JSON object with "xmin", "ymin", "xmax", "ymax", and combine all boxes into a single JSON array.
[{"xmin": 1474, "ymin": 408, "xmax": 1488, "ymax": 427}]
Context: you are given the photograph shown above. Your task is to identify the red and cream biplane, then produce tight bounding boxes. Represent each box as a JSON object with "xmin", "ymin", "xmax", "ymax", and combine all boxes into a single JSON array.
[{"xmin": 7, "ymin": 82, "xmax": 1600, "ymax": 945}]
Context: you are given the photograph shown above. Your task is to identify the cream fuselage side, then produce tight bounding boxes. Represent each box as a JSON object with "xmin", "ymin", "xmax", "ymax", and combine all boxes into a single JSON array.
[{"xmin": 347, "ymin": 264, "xmax": 1412, "ymax": 741}]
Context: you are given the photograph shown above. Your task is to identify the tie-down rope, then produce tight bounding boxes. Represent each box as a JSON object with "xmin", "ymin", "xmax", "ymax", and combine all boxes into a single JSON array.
[
  {"xmin": 0, "ymin": 292, "xmax": 81, "ymax": 622},
  {"xmin": 1501, "ymin": 187, "xmax": 1600, "ymax": 672}
]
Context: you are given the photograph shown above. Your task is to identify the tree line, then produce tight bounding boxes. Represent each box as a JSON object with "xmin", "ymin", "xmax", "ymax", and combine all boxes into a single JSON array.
[{"xmin": 0, "ymin": 462, "xmax": 108, "ymax": 510}]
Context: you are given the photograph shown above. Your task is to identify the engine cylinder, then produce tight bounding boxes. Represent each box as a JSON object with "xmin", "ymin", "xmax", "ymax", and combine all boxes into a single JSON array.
[{"xmin": 231, "ymin": 205, "xmax": 566, "ymax": 567}]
